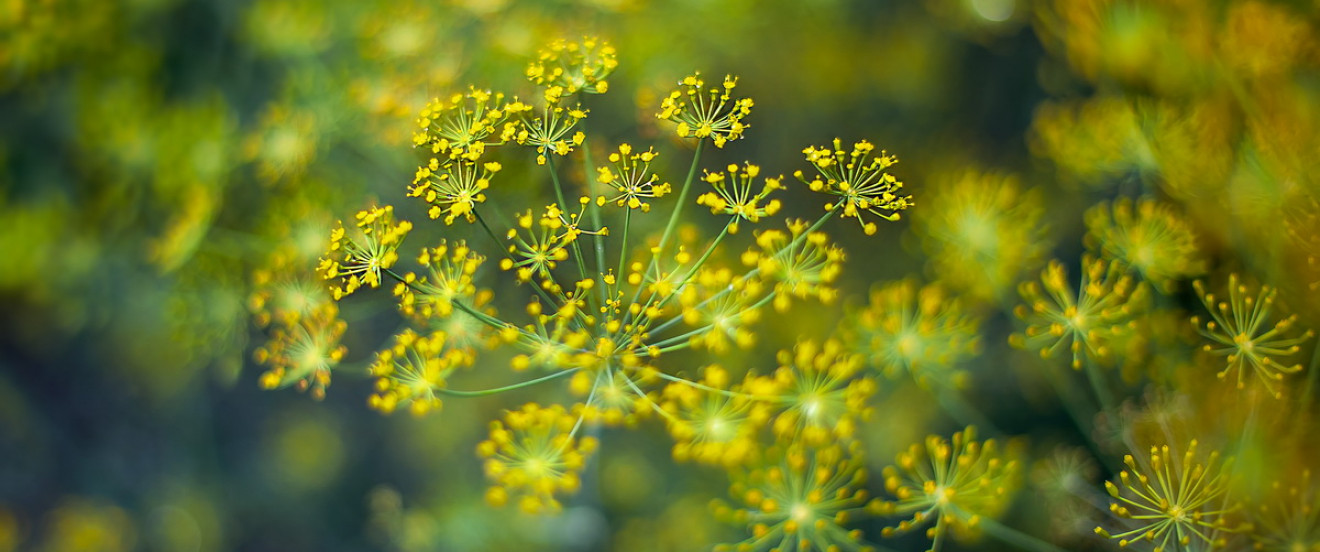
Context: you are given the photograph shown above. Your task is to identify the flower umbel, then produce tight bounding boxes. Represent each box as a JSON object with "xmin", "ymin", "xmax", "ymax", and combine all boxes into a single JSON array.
[
  {"xmin": 696, "ymin": 162, "xmax": 784, "ymax": 234},
  {"xmin": 797, "ymin": 139, "xmax": 912, "ymax": 235},
  {"xmin": 656, "ymin": 72, "xmax": 753, "ymax": 148},
  {"xmin": 1191, "ymin": 274, "xmax": 1314, "ymax": 398},
  {"xmin": 1011, "ymin": 256, "xmax": 1148, "ymax": 370},
  {"xmin": 1095, "ymin": 440, "xmax": 1244, "ymax": 551},
  {"xmin": 1085, "ymin": 197, "xmax": 1205, "ymax": 292},
  {"xmin": 875, "ymin": 426, "xmax": 1020, "ymax": 551},
  {"xmin": 713, "ymin": 443, "xmax": 879, "ymax": 552},
  {"xmin": 478, "ymin": 403, "xmax": 599, "ymax": 514},
  {"xmin": 526, "ymin": 36, "xmax": 618, "ymax": 95},
  {"xmin": 850, "ymin": 279, "xmax": 981, "ymax": 389},
  {"xmin": 253, "ymin": 302, "xmax": 347, "ymax": 400},
  {"xmin": 318, "ymin": 205, "xmax": 412, "ymax": 300},
  {"xmin": 409, "ymin": 158, "xmax": 502, "ymax": 224},
  {"xmin": 596, "ymin": 143, "xmax": 670, "ymax": 212}
]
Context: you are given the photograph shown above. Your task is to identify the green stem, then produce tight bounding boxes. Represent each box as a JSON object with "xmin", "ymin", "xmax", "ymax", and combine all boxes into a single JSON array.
[
  {"xmin": 650, "ymin": 370, "xmax": 764, "ymax": 401},
  {"xmin": 1082, "ymin": 358, "xmax": 1117, "ymax": 417},
  {"xmin": 970, "ymin": 512, "xmax": 1069, "ymax": 552},
  {"xmin": 653, "ymin": 140, "xmax": 705, "ymax": 275},
  {"xmin": 932, "ymin": 385, "xmax": 1002, "ymax": 437},
  {"xmin": 581, "ymin": 137, "xmax": 608, "ymax": 301},
  {"xmin": 617, "ymin": 208, "xmax": 631, "ymax": 292},
  {"xmin": 546, "ymin": 154, "xmax": 592, "ymax": 289},
  {"xmin": 474, "ymin": 210, "xmax": 509, "ymax": 256},
  {"xmin": 1299, "ymin": 342, "xmax": 1320, "ymax": 412},
  {"xmin": 435, "ymin": 368, "xmax": 578, "ymax": 397}
]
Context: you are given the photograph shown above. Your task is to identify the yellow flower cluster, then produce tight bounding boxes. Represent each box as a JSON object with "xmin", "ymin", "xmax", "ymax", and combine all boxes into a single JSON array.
[
  {"xmin": 477, "ymin": 403, "xmax": 598, "ymax": 514},
  {"xmin": 874, "ymin": 426, "xmax": 1020, "ymax": 550},
  {"xmin": 317, "ymin": 206, "xmax": 412, "ymax": 300},
  {"xmin": 526, "ymin": 37, "xmax": 618, "ymax": 95},
  {"xmin": 253, "ymin": 302, "xmax": 347, "ymax": 400},
  {"xmin": 1085, "ymin": 197, "xmax": 1205, "ymax": 292},
  {"xmin": 1011, "ymin": 256, "xmax": 1148, "ymax": 370},
  {"xmin": 413, "ymin": 87, "xmax": 518, "ymax": 160},
  {"xmin": 797, "ymin": 139, "xmax": 912, "ymax": 235},
  {"xmin": 656, "ymin": 72, "xmax": 753, "ymax": 148},
  {"xmin": 850, "ymin": 279, "xmax": 982, "ymax": 390},
  {"xmin": 596, "ymin": 143, "xmax": 670, "ymax": 212},
  {"xmin": 743, "ymin": 220, "xmax": 845, "ymax": 311},
  {"xmin": 409, "ymin": 158, "xmax": 502, "ymax": 224},
  {"xmin": 713, "ymin": 443, "xmax": 880, "ymax": 552},
  {"xmin": 368, "ymin": 329, "xmax": 468, "ymax": 416},
  {"xmin": 696, "ymin": 162, "xmax": 783, "ymax": 234},
  {"xmin": 393, "ymin": 240, "xmax": 485, "ymax": 320},
  {"xmin": 1095, "ymin": 440, "xmax": 1245, "ymax": 550},
  {"xmin": 1192, "ymin": 275, "xmax": 1314, "ymax": 398}
]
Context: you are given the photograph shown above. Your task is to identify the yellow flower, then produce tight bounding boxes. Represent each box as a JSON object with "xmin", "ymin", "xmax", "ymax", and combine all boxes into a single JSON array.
[
  {"xmin": 596, "ymin": 143, "xmax": 670, "ymax": 212},
  {"xmin": 661, "ymin": 365, "xmax": 771, "ymax": 467},
  {"xmin": 911, "ymin": 170, "xmax": 1049, "ymax": 305},
  {"xmin": 656, "ymin": 72, "xmax": 753, "ymax": 148},
  {"xmin": 1011, "ymin": 256, "xmax": 1149, "ymax": 370},
  {"xmin": 744, "ymin": 219, "xmax": 845, "ymax": 312},
  {"xmin": 850, "ymin": 279, "xmax": 981, "ymax": 389},
  {"xmin": 317, "ymin": 205, "xmax": 412, "ymax": 300},
  {"xmin": 526, "ymin": 36, "xmax": 618, "ymax": 95},
  {"xmin": 477, "ymin": 402, "xmax": 598, "ymax": 514},
  {"xmin": 253, "ymin": 302, "xmax": 347, "ymax": 400},
  {"xmin": 1095, "ymin": 440, "xmax": 1246, "ymax": 550},
  {"xmin": 875, "ymin": 426, "xmax": 1020, "ymax": 549},
  {"xmin": 394, "ymin": 240, "xmax": 485, "ymax": 319},
  {"xmin": 696, "ymin": 162, "xmax": 783, "ymax": 233},
  {"xmin": 1191, "ymin": 274, "xmax": 1314, "ymax": 398},
  {"xmin": 1085, "ymin": 197, "xmax": 1205, "ymax": 292},
  {"xmin": 713, "ymin": 442, "xmax": 878, "ymax": 552},
  {"xmin": 796, "ymin": 139, "xmax": 911, "ymax": 234},
  {"xmin": 368, "ymin": 329, "xmax": 462, "ymax": 416},
  {"xmin": 770, "ymin": 339, "xmax": 875, "ymax": 445},
  {"xmin": 414, "ymin": 87, "xmax": 517, "ymax": 160},
  {"xmin": 409, "ymin": 158, "xmax": 501, "ymax": 224}
]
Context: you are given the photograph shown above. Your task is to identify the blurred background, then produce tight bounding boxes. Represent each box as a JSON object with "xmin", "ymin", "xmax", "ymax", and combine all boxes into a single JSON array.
[{"xmin": 2, "ymin": 0, "xmax": 1318, "ymax": 550}]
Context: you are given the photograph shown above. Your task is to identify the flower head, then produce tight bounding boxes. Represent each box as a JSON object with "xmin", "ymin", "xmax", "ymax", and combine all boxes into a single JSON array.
[
  {"xmin": 796, "ymin": 139, "xmax": 911, "ymax": 234},
  {"xmin": 713, "ymin": 443, "xmax": 878, "ymax": 552},
  {"xmin": 595, "ymin": 143, "xmax": 670, "ymax": 211},
  {"xmin": 911, "ymin": 171, "xmax": 1049, "ymax": 305},
  {"xmin": 656, "ymin": 72, "xmax": 753, "ymax": 148},
  {"xmin": 394, "ymin": 240, "xmax": 484, "ymax": 319},
  {"xmin": 253, "ymin": 302, "xmax": 347, "ymax": 400},
  {"xmin": 770, "ymin": 339, "xmax": 875, "ymax": 445},
  {"xmin": 413, "ymin": 87, "xmax": 517, "ymax": 160},
  {"xmin": 1191, "ymin": 274, "xmax": 1314, "ymax": 398},
  {"xmin": 661, "ymin": 365, "xmax": 772, "ymax": 467},
  {"xmin": 409, "ymin": 158, "xmax": 501, "ymax": 224},
  {"xmin": 744, "ymin": 219, "xmax": 845, "ymax": 312},
  {"xmin": 874, "ymin": 426, "xmax": 1020, "ymax": 549},
  {"xmin": 317, "ymin": 205, "xmax": 412, "ymax": 300},
  {"xmin": 849, "ymin": 279, "xmax": 981, "ymax": 389},
  {"xmin": 513, "ymin": 97, "xmax": 586, "ymax": 165},
  {"xmin": 368, "ymin": 329, "xmax": 464, "ymax": 416},
  {"xmin": 477, "ymin": 403, "xmax": 598, "ymax": 514},
  {"xmin": 696, "ymin": 162, "xmax": 783, "ymax": 234},
  {"xmin": 1085, "ymin": 197, "xmax": 1205, "ymax": 292},
  {"xmin": 1095, "ymin": 440, "xmax": 1246, "ymax": 551},
  {"xmin": 1011, "ymin": 256, "xmax": 1149, "ymax": 370},
  {"xmin": 526, "ymin": 37, "xmax": 618, "ymax": 95}
]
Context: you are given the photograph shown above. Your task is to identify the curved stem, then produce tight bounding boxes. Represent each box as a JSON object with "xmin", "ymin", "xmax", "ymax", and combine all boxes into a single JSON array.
[
  {"xmin": 969, "ymin": 511, "xmax": 1069, "ymax": 552},
  {"xmin": 546, "ymin": 154, "xmax": 592, "ymax": 290},
  {"xmin": 654, "ymin": 140, "xmax": 705, "ymax": 269},
  {"xmin": 435, "ymin": 367, "xmax": 578, "ymax": 397}
]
